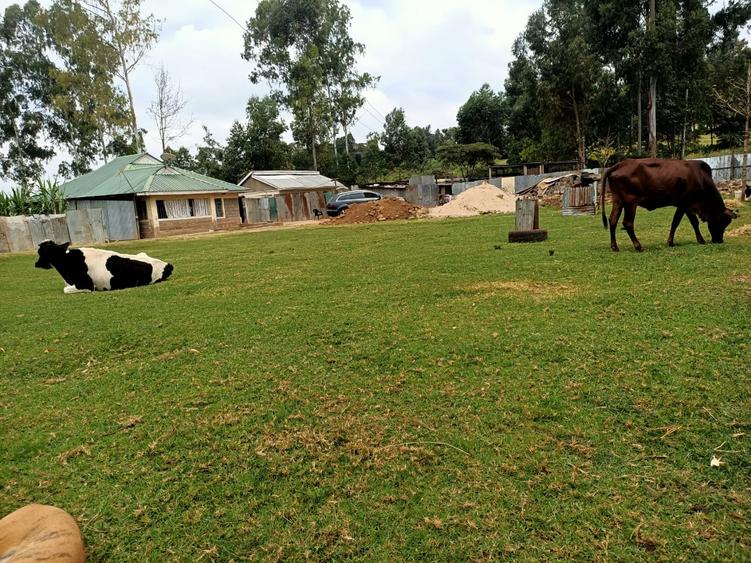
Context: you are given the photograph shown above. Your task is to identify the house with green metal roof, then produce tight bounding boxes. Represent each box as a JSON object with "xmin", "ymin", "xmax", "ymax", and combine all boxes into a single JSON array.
[{"xmin": 63, "ymin": 153, "xmax": 247, "ymax": 239}]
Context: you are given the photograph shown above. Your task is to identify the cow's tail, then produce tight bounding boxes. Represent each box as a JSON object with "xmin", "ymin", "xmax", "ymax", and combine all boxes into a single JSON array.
[{"xmin": 600, "ymin": 167, "xmax": 611, "ymax": 229}]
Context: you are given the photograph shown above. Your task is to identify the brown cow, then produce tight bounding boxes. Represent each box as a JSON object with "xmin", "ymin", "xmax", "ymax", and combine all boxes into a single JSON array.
[{"xmin": 600, "ymin": 158, "xmax": 737, "ymax": 251}]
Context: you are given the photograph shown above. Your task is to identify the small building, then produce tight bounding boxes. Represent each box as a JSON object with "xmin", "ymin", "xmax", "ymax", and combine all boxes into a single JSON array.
[
  {"xmin": 239, "ymin": 170, "xmax": 346, "ymax": 223},
  {"xmin": 62, "ymin": 153, "xmax": 247, "ymax": 239}
]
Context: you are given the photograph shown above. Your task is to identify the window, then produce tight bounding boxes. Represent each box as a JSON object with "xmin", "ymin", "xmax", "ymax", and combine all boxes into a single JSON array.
[
  {"xmin": 155, "ymin": 198, "xmax": 211, "ymax": 219},
  {"xmin": 214, "ymin": 198, "xmax": 224, "ymax": 218},
  {"xmin": 156, "ymin": 200, "xmax": 167, "ymax": 219}
]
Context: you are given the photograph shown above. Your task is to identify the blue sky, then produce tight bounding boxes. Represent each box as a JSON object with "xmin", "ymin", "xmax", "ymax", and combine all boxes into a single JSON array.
[{"xmin": 0, "ymin": 0, "xmax": 542, "ymax": 185}]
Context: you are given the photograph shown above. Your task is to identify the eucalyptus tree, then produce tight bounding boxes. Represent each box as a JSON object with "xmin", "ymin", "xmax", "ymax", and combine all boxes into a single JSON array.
[
  {"xmin": 242, "ymin": 0, "xmax": 375, "ymax": 168},
  {"xmin": 0, "ymin": 2, "xmax": 62, "ymax": 184},
  {"xmin": 79, "ymin": 0, "xmax": 159, "ymax": 151},
  {"xmin": 46, "ymin": 0, "xmax": 132, "ymax": 173}
]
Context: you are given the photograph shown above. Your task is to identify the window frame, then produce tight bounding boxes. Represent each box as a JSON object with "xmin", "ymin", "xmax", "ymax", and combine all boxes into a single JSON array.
[{"xmin": 214, "ymin": 198, "xmax": 225, "ymax": 218}]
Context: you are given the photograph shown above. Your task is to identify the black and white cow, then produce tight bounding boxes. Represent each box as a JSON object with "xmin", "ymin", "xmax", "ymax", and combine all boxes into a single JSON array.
[{"xmin": 35, "ymin": 240, "xmax": 173, "ymax": 293}]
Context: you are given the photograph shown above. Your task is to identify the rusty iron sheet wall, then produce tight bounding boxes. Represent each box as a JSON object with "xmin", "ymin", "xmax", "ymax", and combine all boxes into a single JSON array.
[{"xmin": 562, "ymin": 186, "xmax": 596, "ymax": 216}]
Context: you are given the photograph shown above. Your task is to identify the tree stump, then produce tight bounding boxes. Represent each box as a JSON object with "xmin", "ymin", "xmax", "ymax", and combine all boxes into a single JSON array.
[{"xmin": 508, "ymin": 198, "xmax": 548, "ymax": 242}]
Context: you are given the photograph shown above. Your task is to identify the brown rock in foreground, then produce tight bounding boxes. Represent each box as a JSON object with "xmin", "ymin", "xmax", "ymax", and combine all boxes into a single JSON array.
[{"xmin": 0, "ymin": 504, "xmax": 85, "ymax": 562}]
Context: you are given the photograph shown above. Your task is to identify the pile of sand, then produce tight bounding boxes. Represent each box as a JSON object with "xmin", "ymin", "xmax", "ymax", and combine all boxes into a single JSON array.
[
  {"xmin": 328, "ymin": 197, "xmax": 424, "ymax": 224},
  {"xmin": 727, "ymin": 223, "xmax": 751, "ymax": 237},
  {"xmin": 430, "ymin": 183, "xmax": 517, "ymax": 218}
]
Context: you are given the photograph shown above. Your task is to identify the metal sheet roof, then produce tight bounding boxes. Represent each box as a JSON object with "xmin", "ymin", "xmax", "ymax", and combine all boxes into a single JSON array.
[
  {"xmin": 62, "ymin": 153, "xmax": 246, "ymax": 199},
  {"xmin": 242, "ymin": 170, "xmax": 345, "ymax": 191}
]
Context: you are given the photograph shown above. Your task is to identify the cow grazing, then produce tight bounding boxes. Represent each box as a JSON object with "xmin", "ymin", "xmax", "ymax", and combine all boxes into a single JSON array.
[
  {"xmin": 35, "ymin": 240, "xmax": 173, "ymax": 293},
  {"xmin": 600, "ymin": 158, "xmax": 737, "ymax": 251}
]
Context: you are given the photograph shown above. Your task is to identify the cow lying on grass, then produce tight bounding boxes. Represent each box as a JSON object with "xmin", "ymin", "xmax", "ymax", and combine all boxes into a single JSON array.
[
  {"xmin": 600, "ymin": 158, "xmax": 737, "ymax": 251},
  {"xmin": 35, "ymin": 240, "xmax": 173, "ymax": 293}
]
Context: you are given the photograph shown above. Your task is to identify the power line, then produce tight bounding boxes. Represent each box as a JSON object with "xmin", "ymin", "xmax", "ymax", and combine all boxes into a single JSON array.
[
  {"xmin": 361, "ymin": 104, "xmax": 385, "ymax": 128},
  {"xmin": 207, "ymin": 0, "xmax": 247, "ymax": 31},
  {"xmin": 366, "ymin": 99, "xmax": 386, "ymax": 121}
]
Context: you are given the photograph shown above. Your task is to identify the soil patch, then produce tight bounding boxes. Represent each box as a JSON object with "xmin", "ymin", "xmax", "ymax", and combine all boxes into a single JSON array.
[
  {"xmin": 328, "ymin": 198, "xmax": 424, "ymax": 225},
  {"xmin": 430, "ymin": 183, "xmax": 517, "ymax": 218}
]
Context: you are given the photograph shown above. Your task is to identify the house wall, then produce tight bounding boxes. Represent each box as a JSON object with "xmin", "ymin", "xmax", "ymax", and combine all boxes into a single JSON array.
[{"xmin": 140, "ymin": 194, "xmax": 243, "ymax": 238}]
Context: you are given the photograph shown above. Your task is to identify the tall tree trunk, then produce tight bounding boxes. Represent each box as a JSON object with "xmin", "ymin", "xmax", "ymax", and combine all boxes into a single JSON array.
[
  {"xmin": 681, "ymin": 87, "xmax": 688, "ymax": 160},
  {"xmin": 637, "ymin": 72, "xmax": 642, "ymax": 154},
  {"xmin": 571, "ymin": 91, "xmax": 585, "ymax": 169},
  {"xmin": 648, "ymin": 0, "xmax": 657, "ymax": 157},
  {"xmin": 344, "ymin": 122, "xmax": 350, "ymax": 155},
  {"xmin": 333, "ymin": 123, "xmax": 338, "ymax": 160}
]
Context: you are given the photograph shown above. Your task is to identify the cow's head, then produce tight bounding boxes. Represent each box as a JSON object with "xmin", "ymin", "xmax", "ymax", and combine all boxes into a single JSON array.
[
  {"xmin": 35, "ymin": 240, "xmax": 69, "ymax": 269},
  {"xmin": 707, "ymin": 208, "xmax": 738, "ymax": 243}
]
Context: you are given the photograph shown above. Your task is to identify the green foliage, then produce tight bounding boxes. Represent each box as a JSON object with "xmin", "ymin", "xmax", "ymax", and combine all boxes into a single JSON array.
[
  {"xmin": 456, "ymin": 83, "xmax": 507, "ymax": 154},
  {"xmin": 0, "ymin": 178, "xmax": 67, "ymax": 216},
  {"xmin": 437, "ymin": 141, "xmax": 499, "ymax": 179},
  {"xmin": 242, "ymin": 0, "xmax": 375, "ymax": 166},
  {"xmin": 223, "ymin": 96, "xmax": 290, "ymax": 183},
  {"xmin": 0, "ymin": 1, "xmax": 62, "ymax": 184},
  {"xmin": 1, "ymin": 209, "xmax": 750, "ymax": 559}
]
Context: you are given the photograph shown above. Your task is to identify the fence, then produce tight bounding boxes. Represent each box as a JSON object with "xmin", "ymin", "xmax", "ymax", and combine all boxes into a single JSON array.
[{"xmin": 0, "ymin": 209, "xmax": 107, "ymax": 254}]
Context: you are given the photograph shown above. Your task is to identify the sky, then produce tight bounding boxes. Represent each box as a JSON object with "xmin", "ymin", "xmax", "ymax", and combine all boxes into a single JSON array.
[{"xmin": 0, "ymin": 0, "xmax": 542, "ymax": 187}]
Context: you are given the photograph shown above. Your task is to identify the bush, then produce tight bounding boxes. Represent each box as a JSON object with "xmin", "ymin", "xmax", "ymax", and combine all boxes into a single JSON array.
[{"xmin": 0, "ymin": 179, "xmax": 67, "ymax": 216}]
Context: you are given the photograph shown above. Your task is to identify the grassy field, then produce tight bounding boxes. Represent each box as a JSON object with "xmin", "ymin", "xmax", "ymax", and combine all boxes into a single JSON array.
[{"xmin": 1, "ymin": 208, "xmax": 750, "ymax": 561}]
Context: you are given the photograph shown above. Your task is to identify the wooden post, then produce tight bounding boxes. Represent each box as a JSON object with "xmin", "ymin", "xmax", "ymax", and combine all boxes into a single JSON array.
[{"xmin": 508, "ymin": 198, "xmax": 547, "ymax": 242}]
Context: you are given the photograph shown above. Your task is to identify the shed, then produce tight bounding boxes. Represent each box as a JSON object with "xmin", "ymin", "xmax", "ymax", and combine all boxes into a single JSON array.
[
  {"xmin": 62, "ymin": 153, "xmax": 247, "ymax": 239},
  {"xmin": 239, "ymin": 170, "xmax": 346, "ymax": 223}
]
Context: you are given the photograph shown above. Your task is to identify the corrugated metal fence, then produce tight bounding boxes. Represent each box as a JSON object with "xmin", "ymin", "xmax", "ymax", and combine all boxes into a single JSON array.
[
  {"xmin": 0, "ymin": 209, "xmax": 107, "ymax": 253},
  {"xmin": 68, "ymin": 199, "xmax": 138, "ymax": 241}
]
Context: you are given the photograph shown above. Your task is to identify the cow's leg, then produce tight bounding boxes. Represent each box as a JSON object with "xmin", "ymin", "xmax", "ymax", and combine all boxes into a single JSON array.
[
  {"xmin": 668, "ymin": 208, "xmax": 685, "ymax": 247},
  {"xmin": 686, "ymin": 212, "xmax": 706, "ymax": 244},
  {"xmin": 622, "ymin": 204, "xmax": 642, "ymax": 252},
  {"xmin": 609, "ymin": 200, "xmax": 623, "ymax": 251}
]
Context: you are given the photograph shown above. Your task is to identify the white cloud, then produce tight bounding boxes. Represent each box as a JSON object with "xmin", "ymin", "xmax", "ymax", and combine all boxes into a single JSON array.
[{"xmin": 0, "ymin": 0, "xmax": 541, "ymax": 187}]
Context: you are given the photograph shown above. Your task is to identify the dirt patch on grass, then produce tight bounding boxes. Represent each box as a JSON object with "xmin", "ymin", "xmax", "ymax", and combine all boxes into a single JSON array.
[
  {"xmin": 460, "ymin": 280, "xmax": 576, "ymax": 299},
  {"xmin": 328, "ymin": 198, "xmax": 424, "ymax": 225},
  {"xmin": 727, "ymin": 224, "xmax": 751, "ymax": 237}
]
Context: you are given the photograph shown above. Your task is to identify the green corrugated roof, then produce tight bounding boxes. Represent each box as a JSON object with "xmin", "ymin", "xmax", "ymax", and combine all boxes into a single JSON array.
[{"xmin": 62, "ymin": 153, "xmax": 246, "ymax": 199}]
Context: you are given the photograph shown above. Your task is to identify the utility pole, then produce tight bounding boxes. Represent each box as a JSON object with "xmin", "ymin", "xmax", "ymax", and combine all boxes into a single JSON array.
[{"xmin": 648, "ymin": 0, "xmax": 657, "ymax": 158}]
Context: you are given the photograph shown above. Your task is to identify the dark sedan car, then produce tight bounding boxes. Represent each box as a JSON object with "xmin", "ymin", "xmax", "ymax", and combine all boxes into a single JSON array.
[{"xmin": 326, "ymin": 190, "xmax": 382, "ymax": 217}]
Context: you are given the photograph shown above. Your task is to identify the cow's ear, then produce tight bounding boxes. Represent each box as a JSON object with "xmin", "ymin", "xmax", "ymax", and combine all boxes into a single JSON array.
[{"xmin": 60, "ymin": 242, "xmax": 70, "ymax": 252}]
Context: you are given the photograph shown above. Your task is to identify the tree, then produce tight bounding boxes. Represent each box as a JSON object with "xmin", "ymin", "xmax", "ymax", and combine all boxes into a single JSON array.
[
  {"xmin": 223, "ymin": 96, "xmax": 290, "ymax": 183},
  {"xmin": 713, "ymin": 57, "xmax": 751, "ymax": 186},
  {"xmin": 79, "ymin": 0, "xmax": 159, "ymax": 151},
  {"xmin": 46, "ymin": 0, "xmax": 132, "ymax": 173},
  {"xmin": 192, "ymin": 127, "xmax": 225, "ymax": 180},
  {"xmin": 147, "ymin": 65, "xmax": 192, "ymax": 153},
  {"xmin": 437, "ymin": 142, "xmax": 499, "ymax": 180},
  {"xmin": 242, "ymin": 0, "xmax": 374, "ymax": 168},
  {"xmin": 457, "ymin": 84, "xmax": 507, "ymax": 153},
  {"xmin": 0, "ymin": 2, "xmax": 63, "ymax": 184},
  {"xmin": 381, "ymin": 107, "xmax": 411, "ymax": 166},
  {"xmin": 164, "ymin": 146, "xmax": 195, "ymax": 170}
]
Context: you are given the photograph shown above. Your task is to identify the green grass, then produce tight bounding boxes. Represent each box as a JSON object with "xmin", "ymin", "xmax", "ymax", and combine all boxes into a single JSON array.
[{"xmin": 1, "ymin": 208, "xmax": 750, "ymax": 561}]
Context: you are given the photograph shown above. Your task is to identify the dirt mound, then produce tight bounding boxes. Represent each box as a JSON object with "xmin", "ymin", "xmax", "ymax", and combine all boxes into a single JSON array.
[
  {"xmin": 430, "ymin": 183, "xmax": 517, "ymax": 218},
  {"xmin": 329, "ymin": 197, "xmax": 424, "ymax": 224}
]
